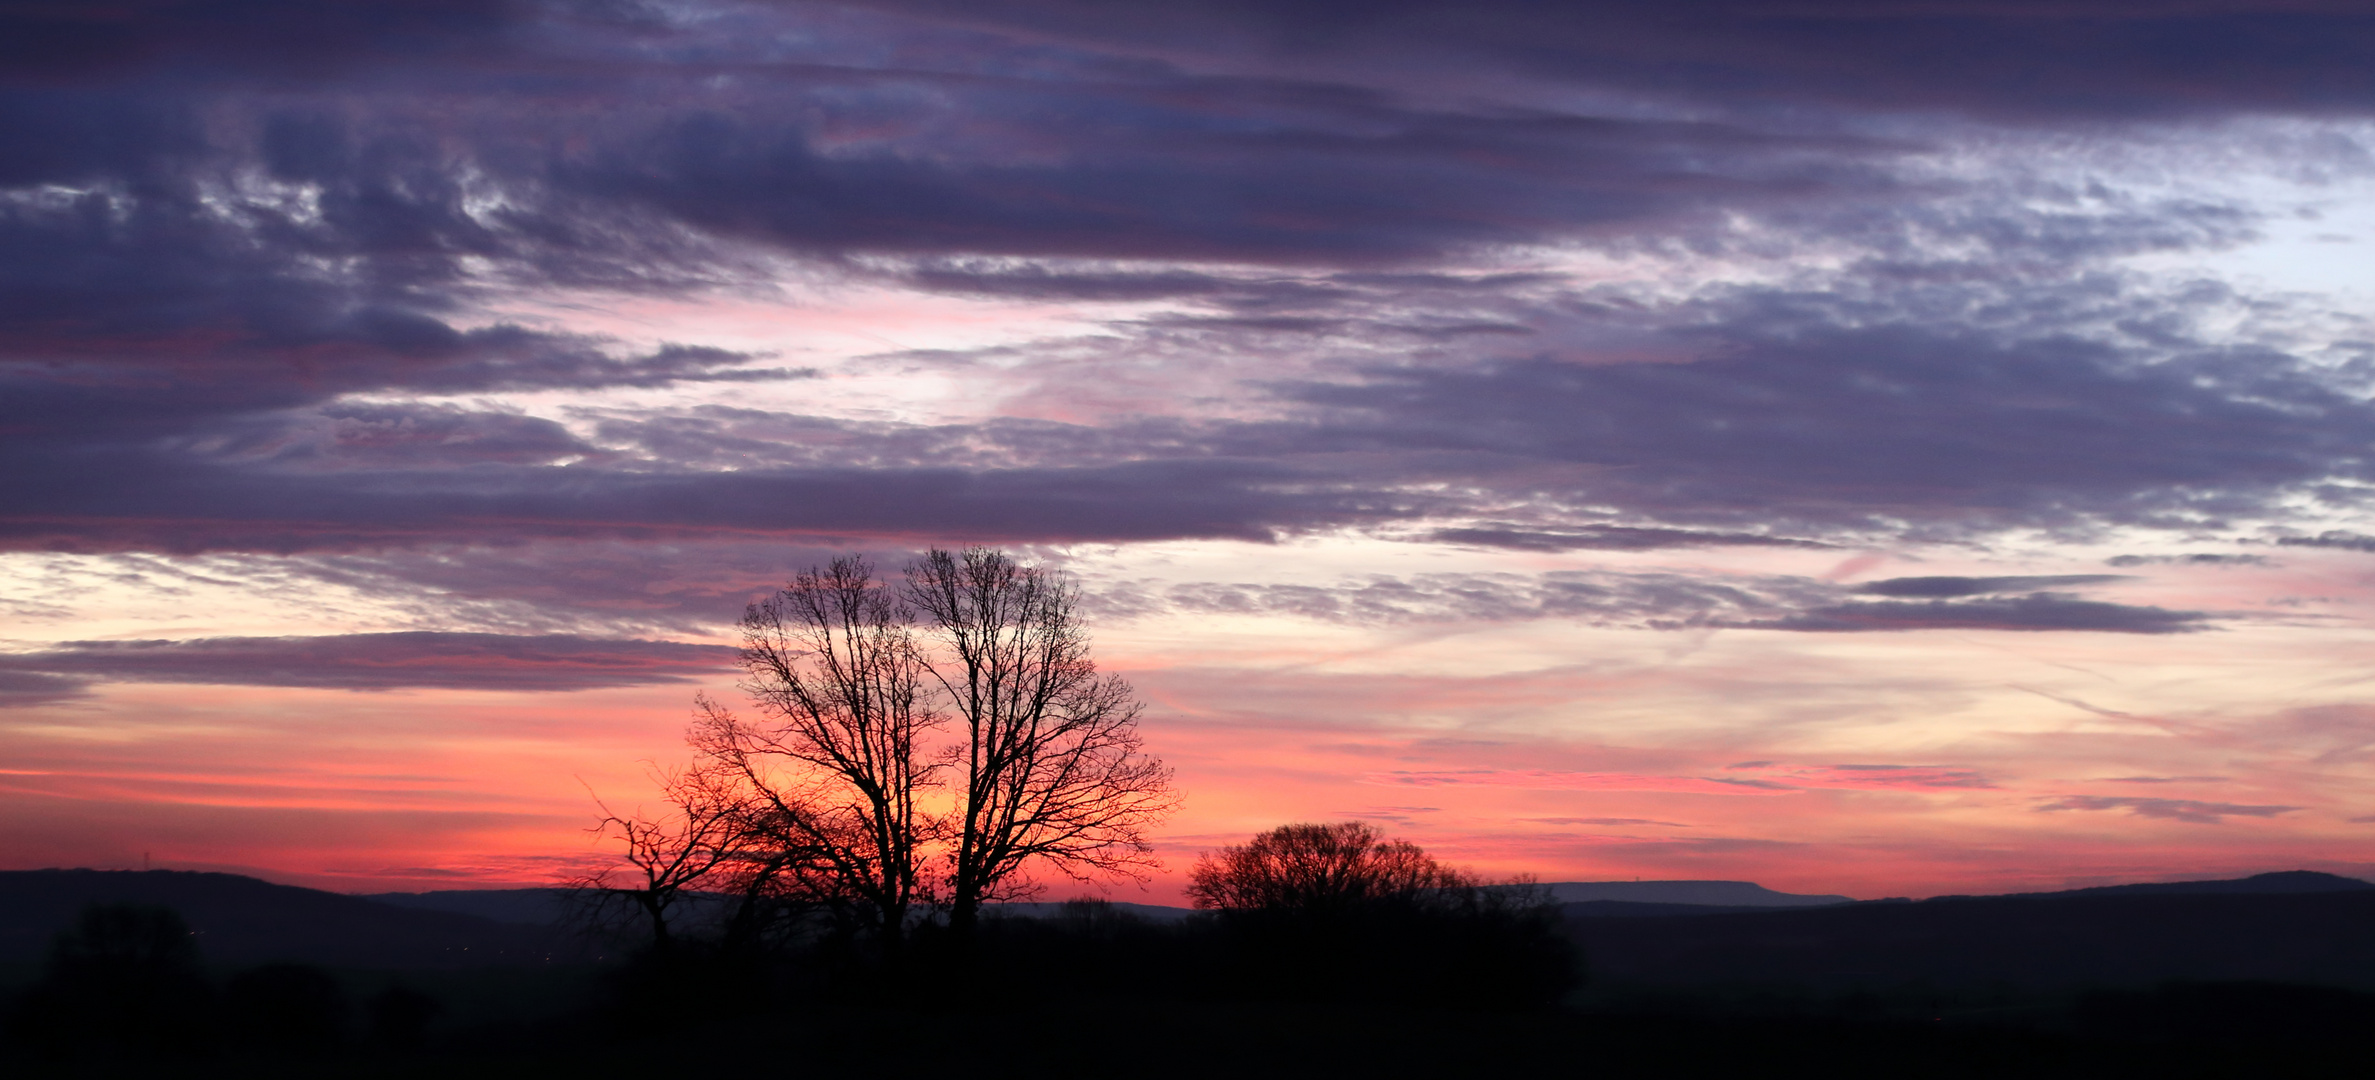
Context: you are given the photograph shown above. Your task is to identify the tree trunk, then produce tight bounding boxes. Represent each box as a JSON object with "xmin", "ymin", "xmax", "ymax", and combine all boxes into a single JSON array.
[
  {"xmin": 947, "ymin": 890, "xmax": 980, "ymax": 947},
  {"xmin": 643, "ymin": 894, "xmax": 672, "ymax": 952}
]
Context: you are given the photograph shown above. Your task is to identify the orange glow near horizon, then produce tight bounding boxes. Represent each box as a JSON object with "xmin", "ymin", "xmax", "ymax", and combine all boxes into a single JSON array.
[{"xmin": 8, "ymin": 536, "xmax": 2373, "ymax": 902}]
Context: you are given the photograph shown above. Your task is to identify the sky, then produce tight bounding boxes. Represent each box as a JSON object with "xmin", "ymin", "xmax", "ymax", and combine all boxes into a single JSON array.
[{"xmin": 5, "ymin": 0, "xmax": 2375, "ymax": 902}]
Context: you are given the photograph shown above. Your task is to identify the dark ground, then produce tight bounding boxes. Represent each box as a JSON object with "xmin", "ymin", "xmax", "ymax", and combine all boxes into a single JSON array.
[
  {"xmin": 4, "ymin": 869, "xmax": 2370, "ymax": 1077},
  {"xmin": 14, "ymin": 990, "xmax": 2372, "ymax": 1079}
]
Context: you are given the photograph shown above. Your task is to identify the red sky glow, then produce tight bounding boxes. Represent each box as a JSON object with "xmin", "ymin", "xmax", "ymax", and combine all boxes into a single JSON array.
[{"xmin": 6, "ymin": 0, "xmax": 2375, "ymax": 903}]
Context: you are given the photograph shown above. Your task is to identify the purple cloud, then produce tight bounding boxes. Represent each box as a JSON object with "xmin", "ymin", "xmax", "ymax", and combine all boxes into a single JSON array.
[
  {"xmin": 0, "ymin": 1, "xmax": 2365, "ymax": 619},
  {"xmin": 0, "ymin": 633, "xmax": 737, "ymax": 693},
  {"xmin": 2277, "ymin": 531, "xmax": 2375, "ymax": 553},
  {"xmin": 1431, "ymin": 525, "xmax": 1832, "ymax": 553},
  {"xmin": 856, "ymin": 1, "xmax": 2375, "ymax": 121},
  {"xmin": 1854, "ymin": 576, "xmax": 2129, "ymax": 598},
  {"xmin": 2038, "ymin": 796, "xmax": 2302, "ymax": 825},
  {"xmin": 1108, "ymin": 569, "xmax": 2212, "ymax": 635},
  {"xmin": 1739, "ymin": 595, "xmax": 2210, "ymax": 635}
]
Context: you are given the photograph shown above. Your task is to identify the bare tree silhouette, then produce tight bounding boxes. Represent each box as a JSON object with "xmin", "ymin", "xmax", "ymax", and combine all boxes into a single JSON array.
[
  {"xmin": 578, "ymin": 549, "xmax": 1173, "ymax": 953},
  {"xmin": 691, "ymin": 555, "xmax": 942, "ymax": 945},
  {"xmin": 904, "ymin": 547, "xmax": 1178, "ymax": 940},
  {"xmin": 567, "ymin": 762, "xmax": 765, "ymax": 953}
]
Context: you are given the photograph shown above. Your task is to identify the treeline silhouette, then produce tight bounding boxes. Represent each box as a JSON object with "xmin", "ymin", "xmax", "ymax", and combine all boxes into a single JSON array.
[
  {"xmin": 0, "ymin": 824, "xmax": 1577, "ymax": 1070},
  {"xmin": 588, "ymin": 821, "xmax": 1579, "ymax": 1031},
  {"xmin": 6, "ymin": 903, "xmax": 440, "ymax": 1063},
  {"xmin": 9, "ymin": 874, "xmax": 2375, "ymax": 1075}
]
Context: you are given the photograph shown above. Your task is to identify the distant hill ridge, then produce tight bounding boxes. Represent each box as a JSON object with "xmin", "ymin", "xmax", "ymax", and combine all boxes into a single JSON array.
[
  {"xmin": 1542, "ymin": 880, "xmax": 1853, "ymax": 907},
  {"xmin": 364, "ymin": 889, "xmax": 1199, "ymax": 924},
  {"xmin": 364, "ymin": 881, "xmax": 1855, "ymax": 924},
  {"xmin": 363, "ymin": 887, "xmax": 576, "ymax": 927},
  {"xmin": 7, "ymin": 867, "xmax": 2368, "ymax": 981},
  {"xmin": 1556, "ymin": 871, "xmax": 2373, "ymax": 919},
  {"xmin": 362, "ymin": 872, "xmax": 2370, "ymax": 926},
  {"xmin": 1567, "ymin": 870, "xmax": 2375, "ymax": 991},
  {"xmin": 0, "ymin": 869, "xmax": 574, "ymax": 970},
  {"xmin": 2005, "ymin": 869, "xmax": 2374, "ymax": 899}
]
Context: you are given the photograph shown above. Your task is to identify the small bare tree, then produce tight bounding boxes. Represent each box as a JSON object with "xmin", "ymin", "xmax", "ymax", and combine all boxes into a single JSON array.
[
  {"xmin": 568, "ymin": 762, "xmax": 760, "ymax": 952},
  {"xmin": 691, "ymin": 555, "xmax": 941, "ymax": 944},
  {"xmin": 904, "ymin": 547, "xmax": 1178, "ymax": 938}
]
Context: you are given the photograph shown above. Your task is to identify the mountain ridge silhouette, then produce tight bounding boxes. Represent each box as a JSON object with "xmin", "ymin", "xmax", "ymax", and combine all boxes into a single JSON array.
[
  {"xmin": 0, "ymin": 869, "xmax": 576, "ymax": 970},
  {"xmin": 1544, "ymin": 880, "xmax": 1853, "ymax": 907},
  {"xmin": 1569, "ymin": 871, "xmax": 2375, "ymax": 991}
]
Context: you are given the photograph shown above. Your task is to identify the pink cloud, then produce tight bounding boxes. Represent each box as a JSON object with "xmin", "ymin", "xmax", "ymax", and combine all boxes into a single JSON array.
[
  {"xmin": 1365, "ymin": 770, "xmax": 1801, "ymax": 795},
  {"xmin": 1738, "ymin": 763, "xmax": 1998, "ymax": 790}
]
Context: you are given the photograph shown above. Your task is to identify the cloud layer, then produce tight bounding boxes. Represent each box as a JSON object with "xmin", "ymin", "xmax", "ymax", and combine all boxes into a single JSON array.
[
  {"xmin": 0, "ymin": 633, "xmax": 737, "ymax": 695},
  {"xmin": 2, "ymin": 1, "xmax": 2371, "ymax": 557},
  {"xmin": 6, "ymin": 1, "xmax": 2375, "ymax": 895}
]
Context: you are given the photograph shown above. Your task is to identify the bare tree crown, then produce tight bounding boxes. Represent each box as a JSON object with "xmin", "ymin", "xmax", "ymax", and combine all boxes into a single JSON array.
[
  {"xmin": 583, "ymin": 548, "xmax": 1175, "ymax": 943},
  {"xmin": 905, "ymin": 548, "xmax": 1178, "ymax": 930}
]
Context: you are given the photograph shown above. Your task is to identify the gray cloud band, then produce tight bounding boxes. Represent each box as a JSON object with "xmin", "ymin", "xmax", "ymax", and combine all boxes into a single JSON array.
[
  {"xmin": 0, "ymin": 632, "xmax": 738, "ymax": 699},
  {"xmin": 1098, "ymin": 571, "xmax": 2211, "ymax": 635},
  {"xmin": 0, "ymin": 570, "xmax": 2210, "ymax": 706}
]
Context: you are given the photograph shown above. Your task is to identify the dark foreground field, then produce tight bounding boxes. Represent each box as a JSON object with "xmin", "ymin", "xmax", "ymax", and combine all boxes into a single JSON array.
[
  {"xmin": 10, "ymin": 982, "xmax": 2372, "ymax": 1079},
  {"xmin": 5, "ymin": 869, "xmax": 2371, "ymax": 1078}
]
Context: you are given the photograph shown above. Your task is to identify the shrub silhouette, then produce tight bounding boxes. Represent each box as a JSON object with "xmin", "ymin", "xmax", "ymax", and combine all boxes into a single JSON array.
[
  {"xmin": 1188, "ymin": 822, "xmax": 1577, "ymax": 1008},
  {"xmin": 11, "ymin": 903, "xmax": 216, "ymax": 1058},
  {"xmin": 1189, "ymin": 821, "xmax": 1466, "ymax": 914}
]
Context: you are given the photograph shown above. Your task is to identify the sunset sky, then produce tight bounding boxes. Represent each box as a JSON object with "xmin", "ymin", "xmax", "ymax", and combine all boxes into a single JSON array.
[{"xmin": 5, "ymin": 0, "xmax": 2375, "ymax": 903}]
